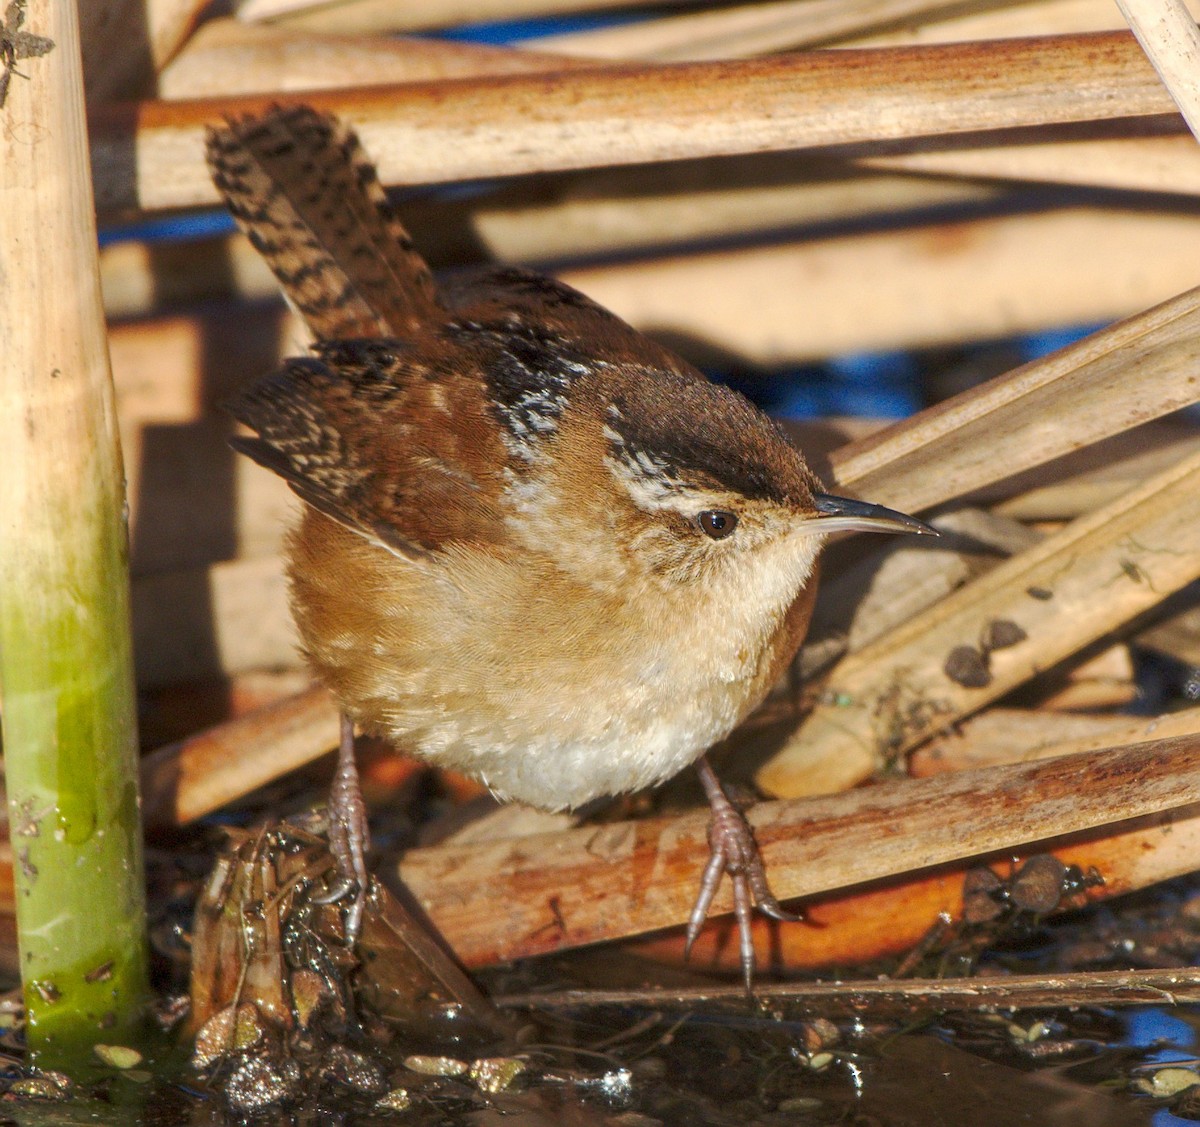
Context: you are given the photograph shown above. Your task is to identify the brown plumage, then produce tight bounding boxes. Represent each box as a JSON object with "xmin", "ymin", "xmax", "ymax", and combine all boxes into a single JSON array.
[{"xmin": 207, "ymin": 106, "xmax": 933, "ymax": 983}]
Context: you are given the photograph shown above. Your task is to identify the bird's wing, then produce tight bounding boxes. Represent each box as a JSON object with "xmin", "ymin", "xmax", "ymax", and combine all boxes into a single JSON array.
[
  {"xmin": 208, "ymin": 106, "xmax": 508, "ymax": 556},
  {"xmin": 227, "ymin": 339, "xmax": 508, "ymax": 559}
]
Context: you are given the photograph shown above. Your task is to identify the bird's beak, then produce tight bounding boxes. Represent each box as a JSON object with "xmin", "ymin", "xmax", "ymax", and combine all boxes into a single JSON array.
[{"xmin": 812, "ymin": 492, "xmax": 939, "ymax": 537}]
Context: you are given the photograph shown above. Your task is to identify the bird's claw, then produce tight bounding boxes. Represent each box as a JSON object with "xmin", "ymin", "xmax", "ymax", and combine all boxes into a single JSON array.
[
  {"xmin": 310, "ymin": 871, "xmax": 369, "ymax": 947},
  {"xmin": 316, "ymin": 714, "xmax": 372, "ymax": 946},
  {"xmin": 686, "ymin": 761, "xmax": 802, "ymax": 992},
  {"xmin": 756, "ymin": 895, "xmax": 804, "ymax": 924}
]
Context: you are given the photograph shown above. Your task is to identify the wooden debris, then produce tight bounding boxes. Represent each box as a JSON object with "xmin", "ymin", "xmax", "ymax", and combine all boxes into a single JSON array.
[
  {"xmin": 392, "ymin": 736, "xmax": 1200, "ymax": 966},
  {"xmin": 912, "ymin": 707, "xmax": 1200, "ymax": 775},
  {"xmin": 141, "ymin": 685, "xmax": 338, "ymax": 827}
]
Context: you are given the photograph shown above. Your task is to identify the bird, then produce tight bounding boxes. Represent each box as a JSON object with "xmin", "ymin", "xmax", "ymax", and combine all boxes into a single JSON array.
[{"xmin": 205, "ymin": 105, "xmax": 935, "ymax": 987}]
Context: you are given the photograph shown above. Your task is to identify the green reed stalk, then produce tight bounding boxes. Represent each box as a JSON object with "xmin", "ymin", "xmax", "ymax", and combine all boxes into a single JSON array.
[{"xmin": 0, "ymin": 0, "xmax": 150, "ymax": 1068}]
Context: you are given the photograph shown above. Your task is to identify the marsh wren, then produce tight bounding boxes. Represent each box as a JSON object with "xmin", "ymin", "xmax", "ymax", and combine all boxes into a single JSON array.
[{"xmin": 207, "ymin": 106, "xmax": 933, "ymax": 985}]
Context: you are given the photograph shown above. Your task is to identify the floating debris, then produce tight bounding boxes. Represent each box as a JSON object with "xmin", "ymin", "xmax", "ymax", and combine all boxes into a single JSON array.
[
  {"xmin": 469, "ymin": 1056, "xmax": 527, "ymax": 1093},
  {"xmin": 1134, "ymin": 1065, "xmax": 1200, "ymax": 1098},
  {"xmin": 192, "ymin": 1002, "xmax": 265, "ymax": 1068},
  {"xmin": 375, "ymin": 1087, "xmax": 412, "ymax": 1111},
  {"xmin": 9, "ymin": 1071, "xmax": 72, "ymax": 1101},
  {"xmin": 224, "ymin": 1055, "xmax": 301, "ymax": 1112},
  {"xmin": 403, "ymin": 1053, "xmax": 468, "ymax": 1077},
  {"xmin": 321, "ymin": 1045, "xmax": 386, "ymax": 1095},
  {"xmin": 93, "ymin": 1043, "xmax": 143, "ymax": 1070}
]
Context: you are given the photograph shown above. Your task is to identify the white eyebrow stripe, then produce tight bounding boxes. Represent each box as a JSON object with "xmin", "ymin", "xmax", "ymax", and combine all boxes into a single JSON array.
[
  {"xmin": 603, "ymin": 448, "xmax": 735, "ymax": 523},
  {"xmin": 604, "ymin": 412, "xmax": 740, "ymax": 520},
  {"xmin": 605, "ymin": 456, "xmax": 681, "ymax": 512}
]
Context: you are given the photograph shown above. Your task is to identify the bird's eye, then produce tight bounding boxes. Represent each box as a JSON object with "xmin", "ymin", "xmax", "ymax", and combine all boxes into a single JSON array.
[{"xmin": 697, "ymin": 510, "xmax": 738, "ymax": 540}]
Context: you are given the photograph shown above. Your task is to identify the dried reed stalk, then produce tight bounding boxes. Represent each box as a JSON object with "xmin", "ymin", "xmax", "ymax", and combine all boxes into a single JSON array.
[
  {"xmin": 158, "ymin": 18, "xmax": 591, "ymax": 100},
  {"xmin": 854, "ymin": 0, "xmax": 1200, "ymax": 46},
  {"xmin": 566, "ymin": 205, "xmax": 1200, "ymax": 366},
  {"xmin": 759, "ymin": 447, "xmax": 1200, "ymax": 797},
  {"xmin": 830, "ymin": 281, "xmax": 1200, "ymax": 512},
  {"xmin": 861, "ymin": 126, "xmax": 1200, "ymax": 195},
  {"xmin": 1013, "ymin": 643, "xmax": 1138, "ymax": 711},
  {"xmin": 496, "ymin": 966, "xmax": 1200, "ymax": 1013},
  {"xmin": 994, "ymin": 420, "xmax": 1200, "ymax": 520},
  {"xmin": 1140, "ymin": 602, "xmax": 1200, "ymax": 666},
  {"xmin": 99, "ymin": 31, "xmax": 1200, "ymax": 251},
  {"xmin": 104, "ymin": 205, "xmax": 1200, "ymax": 471},
  {"xmin": 89, "ymin": 32, "xmax": 1175, "ymax": 216},
  {"xmin": 239, "ymin": 0, "xmax": 720, "ymax": 34},
  {"xmin": 913, "ymin": 707, "xmax": 1200, "ymax": 775},
  {"xmin": 1116, "ymin": 0, "xmax": 1200, "ymax": 139},
  {"xmin": 641, "ymin": 793, "xmax": 1200, "ymax": 972},
  {"xmin": 395, "ymin": 737, "xmax": 1200, "ymax": 965},
  {"xmin": 542, "ymin": 0, "xmax": 1200, "ymax": 61},
  {"xmin": 536, "ymin": 0, "xmax": 978, "ymax": 60},
  {"xmin": 99, "ymin": 166, "xmax": 1004, "ymax": 318},
  {"xmin": 141, "ymin": 686, "xmax": 339, "ymax": 827}
]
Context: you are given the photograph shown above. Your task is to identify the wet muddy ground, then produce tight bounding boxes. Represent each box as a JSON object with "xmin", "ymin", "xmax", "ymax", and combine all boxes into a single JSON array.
[{"xmin": 3, "ymin": 857, "xmax": 1200, "ymax": 1126}]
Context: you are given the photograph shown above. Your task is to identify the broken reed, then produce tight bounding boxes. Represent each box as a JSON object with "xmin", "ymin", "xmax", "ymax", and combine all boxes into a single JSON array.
[{"xmin": 0, "ymin": 0, "xmax": 150, "ymax": 1067}]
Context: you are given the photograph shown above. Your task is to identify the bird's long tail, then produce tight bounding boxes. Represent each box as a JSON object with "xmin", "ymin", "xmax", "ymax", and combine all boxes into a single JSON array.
[{"xmin": 205, "ymin": 104, "xmax": 443, "ymax": 340}]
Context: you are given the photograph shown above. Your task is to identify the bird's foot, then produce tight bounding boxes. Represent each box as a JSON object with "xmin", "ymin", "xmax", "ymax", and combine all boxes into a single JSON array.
[
  {"xmin": 311, "ymin": 714, "xmax": 372, "ymax": 945},
  {"xmin": 685, "ymin": 757, "xmax": 802, "ymax": 991}
]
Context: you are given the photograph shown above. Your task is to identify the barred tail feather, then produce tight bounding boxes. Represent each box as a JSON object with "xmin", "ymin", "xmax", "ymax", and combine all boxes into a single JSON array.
[{"xmin": 205, "ymin": 104, "xmax": 442, "ymax": 340}]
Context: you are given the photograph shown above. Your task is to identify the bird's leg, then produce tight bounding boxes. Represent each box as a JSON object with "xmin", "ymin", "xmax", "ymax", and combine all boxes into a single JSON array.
[
  {"xmin": 312, "ymin": 713, "xmax": 371, "ymax": 944},
  {"xmin": 685, "ymin": 755, "xmax": 802, "ymax": 990}
]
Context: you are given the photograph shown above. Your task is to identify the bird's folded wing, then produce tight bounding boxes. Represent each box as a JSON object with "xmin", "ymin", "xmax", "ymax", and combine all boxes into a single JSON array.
[{"xmin": 227, "ymin": 339, "xmax": 508, "ymax": 559}]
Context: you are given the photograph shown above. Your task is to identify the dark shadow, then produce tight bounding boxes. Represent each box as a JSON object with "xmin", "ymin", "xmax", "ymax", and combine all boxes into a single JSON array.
[
  {"xmin": 828, "ymin": 112, "xmax": 1190, "ymax": 165},
  {"xmin": 80, "ymin": 0, "xmax": 154, "ymax": 104},
  {"xmin": 129, "ymin": 248, "xmax": 287, "ymax": 733}
]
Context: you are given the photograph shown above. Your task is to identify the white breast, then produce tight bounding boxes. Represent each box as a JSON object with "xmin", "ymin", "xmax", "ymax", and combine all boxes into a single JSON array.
[{"xmin": 397, "ymin": 529, "xmax": 824, "ymax": 810}]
